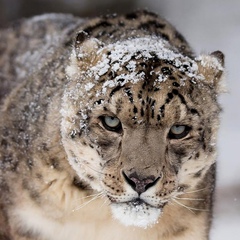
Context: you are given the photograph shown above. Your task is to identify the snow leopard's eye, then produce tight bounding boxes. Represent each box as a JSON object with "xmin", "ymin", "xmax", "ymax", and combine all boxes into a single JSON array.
[
  {"xmin": 100, "ymin": 116, "xmax": 122, "ymax": 133},
  {"xmin": 168, "ymin": 125, "xmax": 191, "ymax": 139}
]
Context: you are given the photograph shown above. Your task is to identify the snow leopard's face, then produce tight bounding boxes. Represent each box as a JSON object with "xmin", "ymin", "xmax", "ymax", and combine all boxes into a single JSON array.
[{"xmin": 61, "ymin": 35, "xmax": 224, "ymax": 227}]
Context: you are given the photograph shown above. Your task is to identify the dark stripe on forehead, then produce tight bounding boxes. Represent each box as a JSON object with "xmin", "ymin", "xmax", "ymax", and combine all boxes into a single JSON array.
[
  {"xmin": 158, "ymin": 89, "xmax": 189, "ymax": 120},
  {"xmin": 124, "ymin": 88, "xmax": 134, "ymax": 103},
  {"xmin": 141, "ymin": 107, "xmax": 145, "ymax": 117},
  {"xmin": 159, "ymin": 105, "xmax": 165, "ymax": 118},
  {"xmin": 151, "ymin": 99, "xmax": 156, "ymax": 119},
  {"xmin": 172, "ymin": 89, "xmax": 187, "ymax": 105},
  {"xmin": 178, "ymin": 94, "xmax": 187, "ymax": 105},
  {"xmin": 109, "ymin": 85, "xmax": 124, "ymax": 97},
  {"xmin": 138, "ymin": 90, "xmax": 143, "ymax": 99},
  {"xmin": 133, "ymin": 106, "xmax": 138, "ymax": 113}
]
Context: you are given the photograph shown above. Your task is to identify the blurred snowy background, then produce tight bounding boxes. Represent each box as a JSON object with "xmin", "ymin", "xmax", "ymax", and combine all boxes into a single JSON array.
[{"xmin": 0, "ymin": 0, "xmax": 239, "ymax": 239}]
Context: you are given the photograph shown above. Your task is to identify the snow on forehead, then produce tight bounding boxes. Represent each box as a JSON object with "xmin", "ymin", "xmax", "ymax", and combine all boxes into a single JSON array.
[
  {"xmin": 87, "ymin": 37, "xmax": 199, "ymax": 94},
  {"xmin": 90, "ymin": 37, "xmax": 198, "ymax": 76},
  {"xmin": 108, "ymin": 37, "xmax": 181, "ymax": 63}
]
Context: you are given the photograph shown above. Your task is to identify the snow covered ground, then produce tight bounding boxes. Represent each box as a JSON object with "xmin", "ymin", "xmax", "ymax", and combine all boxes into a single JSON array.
[{"xmin": 138, "ymin": 0, "xmax": 240, "ymax": 239}]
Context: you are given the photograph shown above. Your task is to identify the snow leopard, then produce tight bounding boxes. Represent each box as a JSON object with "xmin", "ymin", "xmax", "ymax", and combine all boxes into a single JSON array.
[{"xmin": 0, "ymin": 10, "xmax": 224, "ymax": 240}]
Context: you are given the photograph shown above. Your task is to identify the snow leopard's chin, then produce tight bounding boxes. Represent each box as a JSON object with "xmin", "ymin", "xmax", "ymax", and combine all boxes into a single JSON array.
[{"xmin": 110, "ymin": 200, "xmax": 162, "ymax": 228}]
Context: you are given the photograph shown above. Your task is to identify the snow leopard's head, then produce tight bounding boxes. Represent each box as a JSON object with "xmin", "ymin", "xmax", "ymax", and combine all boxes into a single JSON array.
[{"xmin": 61, "ymin": 29, "xmax": 224, "ymax": 227}]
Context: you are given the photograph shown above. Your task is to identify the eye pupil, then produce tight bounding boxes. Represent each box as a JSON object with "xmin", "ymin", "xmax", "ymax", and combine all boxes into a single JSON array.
[
  {"xmin": 169, "ymin": 125, "xmax": 191, "ymax": 139},
  {"xmin": 100, "ymin": 116, "xmax": 122, "ymax": 132}
]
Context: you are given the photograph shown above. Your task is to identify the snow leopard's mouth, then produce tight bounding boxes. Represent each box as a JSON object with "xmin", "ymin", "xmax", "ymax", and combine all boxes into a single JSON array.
[
  {"xmin": 126, "ymin": 198, "xmax": 155, "ymax": 208},
  {"xmin": 110, "ymin": 198, "xmax": 163, "ymax": 228},
  {"xmin": 108, "ymin": 195, "xmax": 166, "ymax": 209}
]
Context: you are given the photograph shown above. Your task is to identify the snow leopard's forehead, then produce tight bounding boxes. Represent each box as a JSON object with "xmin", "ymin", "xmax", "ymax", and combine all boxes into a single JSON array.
[{"xmin": 85, "ymin": 37, "xmax": 201, "ymax": 96}]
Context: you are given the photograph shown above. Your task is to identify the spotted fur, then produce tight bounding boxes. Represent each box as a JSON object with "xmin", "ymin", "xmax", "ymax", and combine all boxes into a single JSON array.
[{"xmin": 0, "ymin": 10, "xmax": 224, "ymax": 240}]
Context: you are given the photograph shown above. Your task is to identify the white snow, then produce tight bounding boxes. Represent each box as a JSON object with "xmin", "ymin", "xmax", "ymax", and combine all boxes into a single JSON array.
[
  {"xmin": 84, "ymin": 82, "xmax": 95, "ymax": 91},
  {"xmin": 198, "ymin": 54, "xmax": 224, "ymax": 72}
]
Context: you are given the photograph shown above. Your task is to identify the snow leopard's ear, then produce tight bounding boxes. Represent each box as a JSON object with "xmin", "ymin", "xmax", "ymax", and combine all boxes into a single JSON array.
[
  {"xmin": 66, "ymin": 31, "xmax": 105, "ymax": 78},
  {"xmin": 74, "ymin": 31, "xmax": 105, "ymax": 61},
  {"xmin": 197, "ymin": 51, "xmax": 225, "ymax": 92}
]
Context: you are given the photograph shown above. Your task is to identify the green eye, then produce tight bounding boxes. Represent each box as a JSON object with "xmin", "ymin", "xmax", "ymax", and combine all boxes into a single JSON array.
[
  {"xmin": 168, "ymin": 125, "xmax": 191, "ymax": 139},
  {"xmin": 100, "ymin": 116, "xmax": 122, "ymax": 132}
]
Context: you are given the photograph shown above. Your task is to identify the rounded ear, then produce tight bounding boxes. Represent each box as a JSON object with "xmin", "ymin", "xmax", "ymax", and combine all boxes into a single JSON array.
[
  {"xmin": 74, "ymin": 31, "xmax": 104, "ymax": 61},
  {"xmin": 197, "ymin": 51, "xmax": 225, "ymax": 91}
]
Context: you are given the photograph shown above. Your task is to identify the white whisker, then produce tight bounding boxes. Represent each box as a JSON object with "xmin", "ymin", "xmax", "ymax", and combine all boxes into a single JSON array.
[
  {"xmin": 98, "ymin": 197, "xmax": 109, "ymax": 210},
  {"xmin": 183, "ymin": 187, "xmax": 209, "ymax": 194},
  {"xmin": 172, "ymin": 199, "xmax": 195, "ymax": 214},
  {"xmin": 72, "ymin": 192, "xmax": 104, "ymax": 212},
  {"xmin": 172, "ymin": 198, "xmax": 209, "ymax": 213},
  {"xmin": 174, "ymin": 196, "xmax": 205, "ymax": 201},
  {"xmin": 72, "ymin": 192, "xmax": 104, "ymax": 204}
]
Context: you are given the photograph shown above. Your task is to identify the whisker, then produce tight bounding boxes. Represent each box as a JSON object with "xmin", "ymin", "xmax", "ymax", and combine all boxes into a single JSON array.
[
  {"xmin": 72, "ymin": 192, "xmax": 104, "ymax": 212},
  {"xmin": 174, "ymin": 196, "xmax": 205, "ymax": 201},
  {"xmin": 73, "ymin": 193, "xmax": 104, "ymax": 212},
  {"xmin": 172, "ymin": 198, "xmax": 209, "ymax": 213},
  {"xmin": 172, "ymin": 199, "xmax": 195, "ymax": 214},
  {"xmin": 98, "ymin": 197, "xmax": 109, "ymax": 210},
  {"xmin": 72, "ymin": 192, "xmax": 104, "ymax": 204},
  {"xmin": 183, "ymin": 187, "xmax": 209, "ymax": 194}
]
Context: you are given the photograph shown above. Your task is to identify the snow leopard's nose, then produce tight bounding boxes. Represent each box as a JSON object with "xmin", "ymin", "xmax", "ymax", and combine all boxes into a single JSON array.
[{"xmin": 122, "ymin": 171, "xmax": 161, "ymax": 194}]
